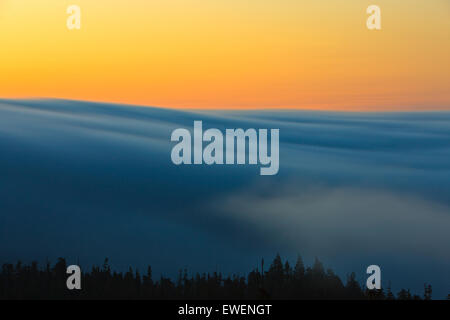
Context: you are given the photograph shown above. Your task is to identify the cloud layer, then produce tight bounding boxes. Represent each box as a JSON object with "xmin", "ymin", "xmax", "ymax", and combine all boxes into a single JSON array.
[{"xmin": 0, "ymin": 99, "xmax": 449, "ymax": 297}]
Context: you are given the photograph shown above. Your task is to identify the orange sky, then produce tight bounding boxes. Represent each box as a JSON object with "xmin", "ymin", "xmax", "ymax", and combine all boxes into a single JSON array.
[{"xmin": 0, "ymin": 0, "xmax": 449, "ymax": 110}]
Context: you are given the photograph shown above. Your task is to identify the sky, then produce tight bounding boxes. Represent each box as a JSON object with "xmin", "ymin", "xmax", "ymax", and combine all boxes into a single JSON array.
[{"xmin": 0, "ymin": 0, "xmax": 449, "ymax": 110}]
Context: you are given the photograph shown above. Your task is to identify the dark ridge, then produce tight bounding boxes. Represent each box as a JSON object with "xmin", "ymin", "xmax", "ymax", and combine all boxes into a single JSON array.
[{"xmin": 0, "ymin": 255, "xmax": 436, "ymax": 300}]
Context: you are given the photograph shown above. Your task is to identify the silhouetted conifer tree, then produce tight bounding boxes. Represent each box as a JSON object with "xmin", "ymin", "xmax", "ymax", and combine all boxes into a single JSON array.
[{"xmin": 0, "ymin": 255, "xmax": 430, "ymax": 300}]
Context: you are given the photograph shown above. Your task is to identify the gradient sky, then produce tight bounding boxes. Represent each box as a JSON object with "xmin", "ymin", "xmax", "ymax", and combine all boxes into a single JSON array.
[{"xmin": 0, "ymin": 0, "xmax": 449, "ymax": 110}]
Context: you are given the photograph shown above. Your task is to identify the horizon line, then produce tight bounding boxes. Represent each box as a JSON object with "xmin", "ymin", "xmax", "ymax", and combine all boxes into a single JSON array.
[{"xmin": 1, "ymin": 97, "xmax": 450, "ymax": 113}]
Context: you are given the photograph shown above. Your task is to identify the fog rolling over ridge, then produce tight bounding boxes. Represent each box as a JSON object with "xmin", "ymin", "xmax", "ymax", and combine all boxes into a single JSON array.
[{"xmin": 0, "ymin": 99, "xmax": 449, "ymax": 298}]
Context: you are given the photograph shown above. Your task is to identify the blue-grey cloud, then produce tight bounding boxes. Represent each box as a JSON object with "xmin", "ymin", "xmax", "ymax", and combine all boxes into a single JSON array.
[{"xmin": 0, "ymin": 99, "xmax": 449, "ymax": 297}]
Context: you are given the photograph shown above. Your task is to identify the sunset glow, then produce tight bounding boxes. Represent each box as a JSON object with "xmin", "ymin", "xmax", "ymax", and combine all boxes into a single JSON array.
[{"xmin": 0, "ymin": 0, "xmax": 449, "ymax": 110}]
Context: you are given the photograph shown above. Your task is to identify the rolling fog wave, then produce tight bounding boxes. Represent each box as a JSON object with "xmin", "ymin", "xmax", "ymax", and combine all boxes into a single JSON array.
[{"xmin": 0, "ymin": 99, "xmax": 449, "ymax": 297}]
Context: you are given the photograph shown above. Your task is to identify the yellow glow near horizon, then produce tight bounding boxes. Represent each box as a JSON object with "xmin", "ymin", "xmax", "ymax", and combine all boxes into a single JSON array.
[{"xmin": 0, "ymin": 0, "xmax": 449, "ymax": 110}]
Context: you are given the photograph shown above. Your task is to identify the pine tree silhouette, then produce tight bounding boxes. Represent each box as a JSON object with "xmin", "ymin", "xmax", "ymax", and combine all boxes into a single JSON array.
[{"xmin": 0, "ymin": 255, "xmax": 432, "ymax": 300}]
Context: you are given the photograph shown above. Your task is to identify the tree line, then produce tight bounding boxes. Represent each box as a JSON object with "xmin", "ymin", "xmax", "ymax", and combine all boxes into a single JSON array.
[{"xmin": 0, "ymin": 254, "xmax": 440, "ymax": 300}]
